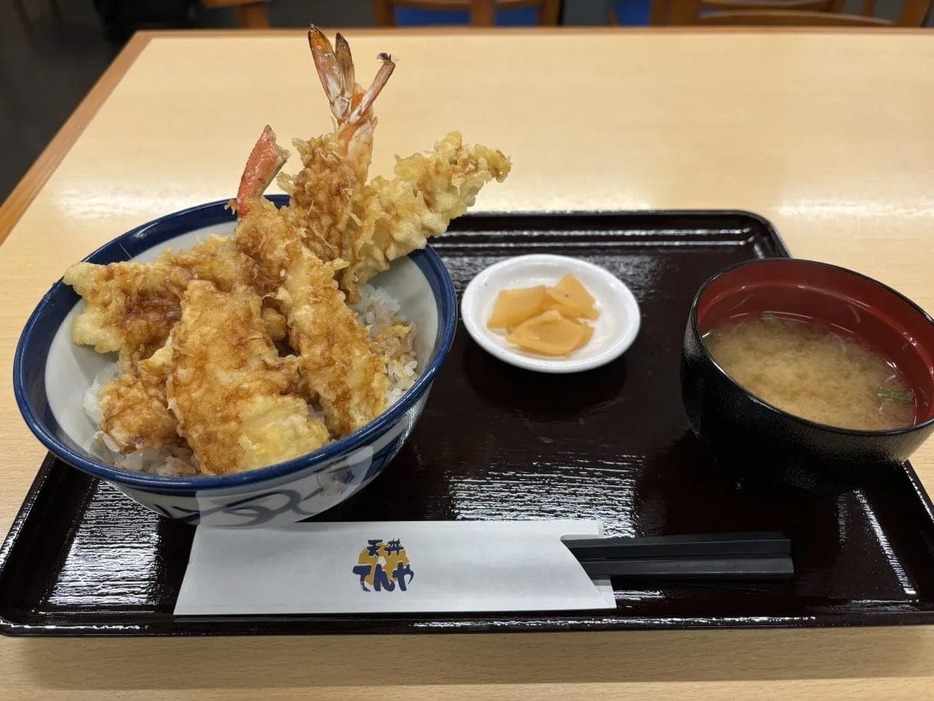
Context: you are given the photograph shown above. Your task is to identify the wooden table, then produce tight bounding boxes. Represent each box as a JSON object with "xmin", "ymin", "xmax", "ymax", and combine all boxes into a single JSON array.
[{"xmin": 2, "ymin": 27, "xmax": 934, "ymax": 700}]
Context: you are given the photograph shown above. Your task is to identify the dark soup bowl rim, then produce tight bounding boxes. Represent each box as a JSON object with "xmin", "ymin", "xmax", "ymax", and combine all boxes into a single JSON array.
[{"xmin": 688, "ymin": 257, "xmax": 934, "ymax": 440}]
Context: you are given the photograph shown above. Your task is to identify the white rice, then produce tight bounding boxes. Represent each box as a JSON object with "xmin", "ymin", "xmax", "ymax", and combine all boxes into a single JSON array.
[
  {"xmin": 83, "ymin": 362, "xmax": 120, "ymax": 426},
  {"xmin": 354, "ymin": 284, "xmax": 419, "ymax": 407},
  {"xmin": 85, "ymin": 284, "xmax": 419, "ymax": 477}
]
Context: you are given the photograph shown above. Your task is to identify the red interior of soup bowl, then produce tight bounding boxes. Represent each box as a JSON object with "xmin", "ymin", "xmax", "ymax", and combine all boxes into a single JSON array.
[{"xmin": 696, "ymin": 259, "xmax": 934, "ymax": 425}]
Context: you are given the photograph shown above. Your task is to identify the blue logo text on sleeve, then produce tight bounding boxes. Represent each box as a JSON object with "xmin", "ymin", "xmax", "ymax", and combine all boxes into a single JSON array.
[{"xmin": 352, "ymin": 538, "xmax": 414, "ymax": 592}]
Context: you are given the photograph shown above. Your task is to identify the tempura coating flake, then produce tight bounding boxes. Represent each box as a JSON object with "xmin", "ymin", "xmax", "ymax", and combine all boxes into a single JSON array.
[
  {"xmin": 98, "ymin": 341, "xmax": 178, "ymax": 452},
  {"xmin": 277, "ymin": 133, "xmax": 364, "ymax": 262},
  {"xmin": 279, "ymin": 252, "xmax": 390, "ymax": 436},
  {"xmin": 234, "ymin": 200, "xmax": 390, "ymax": 437},
  {"xmin": 340, "ymin": 131, "xmax": 512, "ymax": 302},
  {"xmin": 166, "ymin": 281, "xmax": 330, "ymax": 475},
  {"xmin": 64, "ymin": 260, "xmax": 186, "ymax": 369},
  {"xmin": 64, "ymin": 235, "xmax": 265, "ymax": 368}
]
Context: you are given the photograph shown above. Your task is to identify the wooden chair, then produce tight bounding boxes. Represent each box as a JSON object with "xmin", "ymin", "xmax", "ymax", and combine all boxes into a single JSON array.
[
  {"xmin": 651, "ymin": 0, "xmax": 931, "ymax": 27},
  {"xmin": 202, "ymin": 0, "xmax": 270, "ymax": 28},
  {"xmin": 372, "ymin": 0, "xmax": 562, "ymax": 27},
  {"xmin": 611, "ymin": 1, "xmax": 835, "ymax": 26},
  {"xmin": 693, "ymin": 9, "xmax": 896, "ymax": 25}
]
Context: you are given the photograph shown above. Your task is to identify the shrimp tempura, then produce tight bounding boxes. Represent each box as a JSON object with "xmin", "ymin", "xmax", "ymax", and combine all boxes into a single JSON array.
[
  {"xmin": 64, "ymin": 235, "xmax": 268, "ymax": 369},
  {"xmin": 64, "ymin": 260, "xmax": 185, "ymax": 370},
  {"xmin": 97, "ymin": 341, "xmax": 177, "ymax": 453},
  {"xmin": 167, "ymin": 281, "xmax": 329, "ymax": 475},
  {"xmin": 340, "ymin": 131, "xmax": 511, "ymax": 302},
  {"xmin": 235, "ymin": 199, "xmax": 390, "ymax": 437}
]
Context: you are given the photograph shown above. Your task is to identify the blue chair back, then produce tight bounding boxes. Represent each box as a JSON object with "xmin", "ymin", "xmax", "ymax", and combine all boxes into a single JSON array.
[
  {"xmin": 395, "ymin": 6, "xmax": 541, "ymax": 25},
  {"xmin": 613, "ymin": 0, "xmax": 653, "ymax": 24}
]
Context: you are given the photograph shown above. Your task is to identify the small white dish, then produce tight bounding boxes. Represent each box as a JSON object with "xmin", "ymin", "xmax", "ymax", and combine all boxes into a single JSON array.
[{"xmin": 460, "ymin": 254, "xmax": 641, "ymax": 374}]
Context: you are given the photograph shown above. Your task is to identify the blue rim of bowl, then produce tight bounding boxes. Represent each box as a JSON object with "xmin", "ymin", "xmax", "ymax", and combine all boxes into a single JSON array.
[
  {"xmin": 13, "ymin": 196, "xmax": 458, "ymax": 494},
  {"xmin": 689, "ymin": 257, "xmax": 934, "ymax": 438}
]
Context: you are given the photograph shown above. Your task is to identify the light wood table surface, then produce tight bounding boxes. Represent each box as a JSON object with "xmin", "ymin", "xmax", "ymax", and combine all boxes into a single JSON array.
[{"xmin": 1, "ymin": 27, "xmax": 934, "ymax": 700}]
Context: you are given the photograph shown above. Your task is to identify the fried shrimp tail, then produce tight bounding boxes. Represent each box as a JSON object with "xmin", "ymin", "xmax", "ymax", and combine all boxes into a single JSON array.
[
  {"xmin": 276, "ymin": 29, "xmax": 396, "ymax": 262},
  {"xmin": 236, "ymin": 125, "xmax": 290, "ymax": 217},
  {"xmin": 307, "ymin": 25, "xmax": 395, "ymax": 150}
]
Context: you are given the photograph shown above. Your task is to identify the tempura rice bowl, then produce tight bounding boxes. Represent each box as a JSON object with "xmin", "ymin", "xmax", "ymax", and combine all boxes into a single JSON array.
[{"xmin": 14, "ymin": 197, "xmax": 458, "ymax": 527}]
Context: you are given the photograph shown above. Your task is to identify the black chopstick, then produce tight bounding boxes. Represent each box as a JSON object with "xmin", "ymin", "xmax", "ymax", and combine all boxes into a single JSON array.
[
  {"xmin": 564, "ymin": 531, "xmax": 794, "ymax": 582},
  {"xmin": 564, "ymin": 531, "xmax": 790, "ymax": 562},
  {"xmin": 577, "ymin": 556, "xmax": 794, "ymax": 581}
]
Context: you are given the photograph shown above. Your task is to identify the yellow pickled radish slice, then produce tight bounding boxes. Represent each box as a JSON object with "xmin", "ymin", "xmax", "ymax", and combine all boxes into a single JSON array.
[
  {"xmin": 545, "ymin": 275, "xmax": 599, "ymax": 319},
  {"xmin": 487, "ymin": 285, "xmax": 547, "ymax": 329},
  {"xmin": 574, "ymin": 323, "xmax": 595, "ymax": 350},
  {"xmin": 506, "ymin": 309, "xmax": 587, "ymax": 357},
  {"xmin": 544, "ymin": 298, "xmax": 599, "ymax": 320},
  {"xmin": 550, "ymin": 274, "xmax": 596, "ymax": 312}
]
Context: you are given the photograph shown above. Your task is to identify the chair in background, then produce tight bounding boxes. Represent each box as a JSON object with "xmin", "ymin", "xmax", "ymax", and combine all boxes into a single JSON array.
[
  {"xmin": 372, "ymin": 0, "xmax": 562, "ymax": 27},
  {"xmin": 688, "ymin": 9, "xmax": 903, "ymax": 25},
  {"xmin": 684, "ymin": 10, "xmax": 912, "ymax": 27},
  {"xmin": 202, "ymin": 0, "xmax": 270, "ymax": 28},
  {"xmin": 607, "ymin": 0, "xmax": 654, "ymax": 25},
  {"xmin": 611, "ymin": 1, "xmax": 837, "ymax": 26},
  {"xmin": 649, "ymin": 0, "xmax": 931, "ymax": 26}
]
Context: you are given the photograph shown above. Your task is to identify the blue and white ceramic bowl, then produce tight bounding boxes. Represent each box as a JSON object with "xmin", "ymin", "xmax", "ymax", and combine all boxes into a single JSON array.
[{"xmin": 14, "ymin": 196, "xmax": 457, "ymax": 528}]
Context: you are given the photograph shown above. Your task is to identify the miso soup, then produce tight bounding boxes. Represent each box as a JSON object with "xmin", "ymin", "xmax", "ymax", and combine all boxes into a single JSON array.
[{"xmin": 704, "ymin": 313, "xmax": 916, "ymax": 431}]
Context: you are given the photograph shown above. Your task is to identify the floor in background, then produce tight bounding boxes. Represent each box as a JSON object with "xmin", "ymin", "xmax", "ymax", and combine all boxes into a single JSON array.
[{"xmin": 0, "ymin": 2, "xmax": 116, "ymax": 204}]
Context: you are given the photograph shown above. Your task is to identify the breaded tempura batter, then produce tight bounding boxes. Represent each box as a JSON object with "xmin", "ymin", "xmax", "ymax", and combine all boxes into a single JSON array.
[
  {"xmin": 341, "ymin": 131, "xmax": 511, "ymax": 302},
  {"xmin": 235, "ymin": 200, "xmax": 389, "ymax": 437},
  {"xmin": 167, "ymin": 281, "xmax": 329, "ymax": 475}
]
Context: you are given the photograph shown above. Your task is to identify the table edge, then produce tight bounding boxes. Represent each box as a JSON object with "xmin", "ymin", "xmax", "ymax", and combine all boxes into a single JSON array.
[{"xmin": 115, "ymin": 26, "xmax": 934, "ymax": 36}]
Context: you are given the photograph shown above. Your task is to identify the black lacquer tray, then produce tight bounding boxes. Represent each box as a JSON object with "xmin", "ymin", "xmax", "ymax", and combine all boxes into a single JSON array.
[{"xmin": 4, "ymin": 211, "xmax": 934, "ymax": 636}]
